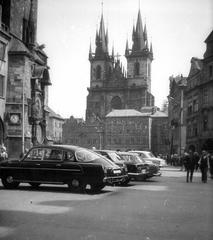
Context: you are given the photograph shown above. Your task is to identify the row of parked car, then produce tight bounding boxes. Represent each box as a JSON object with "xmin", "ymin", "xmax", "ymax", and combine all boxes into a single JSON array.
[{"xmin": 0, "ymin": 145, "xmax": 167, "ymax": 193}]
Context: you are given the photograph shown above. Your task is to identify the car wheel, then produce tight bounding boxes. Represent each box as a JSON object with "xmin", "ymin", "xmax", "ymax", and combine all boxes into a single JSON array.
[
  {"xmin": 1, "ymin": 175, "xmax": 20, "ymax": 189},
  {"xmin": 68, "ymin": 179, "xmax": 86, "ymax": 193},
  {"xmin": 29, "ymin": 183, "xmax": 41, "ymax": 188},
  {"xmin": 120, "ymin": 178, "xmax": 130, "ymax": 186}
]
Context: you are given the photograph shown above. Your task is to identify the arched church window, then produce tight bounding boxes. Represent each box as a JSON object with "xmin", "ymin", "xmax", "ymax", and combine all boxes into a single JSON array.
[
  {"xmin": 134, "ymin": 62, "xmax": 140, "ymax": 76},
  {"xmin": 111, "ymin": 96, "xmax": 122, "ymax": 109},
  {"xmin": 96, "ymin": 65, "xmax": 101, "ymax": 79}
]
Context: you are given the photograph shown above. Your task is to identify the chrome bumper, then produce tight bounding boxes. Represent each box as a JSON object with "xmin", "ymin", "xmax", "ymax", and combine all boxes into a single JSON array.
[{"xmin": 103, "ymin": 175, "xmax": 128, "ymax": 184}]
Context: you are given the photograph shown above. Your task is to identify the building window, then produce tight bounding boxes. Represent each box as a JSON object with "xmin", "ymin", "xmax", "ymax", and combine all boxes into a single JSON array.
[
  {"xmin": 0, "ymin": 41, "xmax": 6, "ymax": 61},
  {"xmin": 96, "ymin": 65, "xmax": 101, "ymax": 79},
  {"xmin": 134, "ymin": 62, "xmax": 140, "ymax": 76},
  {"xmin": 209, "ymin": 65, "xmax": 213, "ymax": 78},
  {"xmin": 111, "ymin": 96, "xmax": 122, "ymax": 109},
  {"xmin": 203, "ymin": 115, "xmax": 208, "ymax": 131},
  {"xmin": 193, "ymin": 99, "xmax": 198, "ymax": 112},
  {"xmin": 0, "ymin": 75, "xmax": 4, "ymax": 97},
  {"xmin": 203, "ymin": 88, "xmax": 208, "ymax": 104}
]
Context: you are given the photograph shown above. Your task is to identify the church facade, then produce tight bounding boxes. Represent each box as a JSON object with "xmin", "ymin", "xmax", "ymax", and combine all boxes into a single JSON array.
[{"xmin": 86, "ymin": 10, "xmax": 154, "ymax": 123}]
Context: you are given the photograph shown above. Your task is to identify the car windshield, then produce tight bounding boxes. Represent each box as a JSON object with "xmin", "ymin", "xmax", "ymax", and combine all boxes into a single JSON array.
[
  {"xmin": 146, "ymin": 152, "xmax": 156, "ymax": 158},
  {"xmin": 108, "ymin": 152, "xmax": 121, "ymax": 162},
  {"xmin": 119, "ymin": 154, "xmax": 142, "ymax": 164},
  {"xmin": 75, "ymin": 149, "xmax": 100, "ymax": 162}
]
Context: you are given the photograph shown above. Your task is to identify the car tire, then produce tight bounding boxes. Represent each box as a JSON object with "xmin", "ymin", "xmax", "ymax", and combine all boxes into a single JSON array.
[
  {"xmin": 120, "ymin": 178, "xmax": 130, "ymax": 186},
  {"xmin": 68, "ymin": 179, "xmax": 86, "ymax": 193},
  {"xmin": 29, "ymin": 183, "xmax": 41, "ymax": 188},
  {"xmin": 1, "ymin": 175, "xmax": 20, "ymax": 189}
]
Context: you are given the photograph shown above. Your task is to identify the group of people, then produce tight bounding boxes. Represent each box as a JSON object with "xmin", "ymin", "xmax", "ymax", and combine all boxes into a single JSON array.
[
  {"xmin": 182, "ymin": 149, "xmax": 213, "ymax": 183},
  {"xmin": 0, "ymin": 144, "xmax": 8, "ymax": 161}
]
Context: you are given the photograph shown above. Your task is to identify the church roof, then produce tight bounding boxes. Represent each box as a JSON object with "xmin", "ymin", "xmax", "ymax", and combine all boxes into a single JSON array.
[
  {"xmin": 45, "ymin": 106, "xmax": 64, "ymax": 120},
  {"xmin": 106, "ymin": 109, "xmax": 150, "ymax": 117}
]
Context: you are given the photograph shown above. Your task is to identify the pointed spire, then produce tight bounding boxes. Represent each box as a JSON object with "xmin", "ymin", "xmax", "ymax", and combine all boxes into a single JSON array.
[
  {"xmin": 150, "ymin": 42, "xmax": 153, "ymax": 54},
  {"xmin": 132, "ymin": 24, "xmax": 135, "ymax": 41},
  {"xmin": 112, "ymin": 45, "xmax": 114, "ymax": 58},
  {"xmin": 144, "ymin": 23, "xmax": 147, "ymax": 41},
  {"xmin": 125, "ymin": 39, "xmax": 129, "ymax": 56},
  {"xmin": 132, "ymin": 9, "xmax": 146, "ymax": 51},
  {"xmin": 89, "ymin": 41, "xmax": 92, "ymax": 60}
]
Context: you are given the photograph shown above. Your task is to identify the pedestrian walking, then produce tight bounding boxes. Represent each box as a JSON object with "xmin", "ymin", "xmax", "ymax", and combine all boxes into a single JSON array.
[
  {"xmin": 183, "ymin": 150, "xmax": 197, "ymax": 182},
  {"xmin": 199, "ymin": 150, "xmax": 210, "ymax": 183},
  {"xmin": 194, "ymin": 152, "xmax": 200, "ymax": 171}
]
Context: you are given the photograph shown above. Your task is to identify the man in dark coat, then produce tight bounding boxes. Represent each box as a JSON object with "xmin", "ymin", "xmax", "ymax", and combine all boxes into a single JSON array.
[
  {"xmin": 183, "ymin": 150, "xmax": 197, "ymax": 182},
  {"xmin": 199, "ymin": 150, "xmax": 209, "ymax": 183}
]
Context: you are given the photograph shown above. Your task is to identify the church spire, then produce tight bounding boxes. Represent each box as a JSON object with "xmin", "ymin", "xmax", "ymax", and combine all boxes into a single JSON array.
[
  {"xmin": 132, "ymin": 9, "xmax": 146, "ymax": 52},
  {"xmin": 94, "ymin": 7, "xmax": 109, "ymax": 58}
]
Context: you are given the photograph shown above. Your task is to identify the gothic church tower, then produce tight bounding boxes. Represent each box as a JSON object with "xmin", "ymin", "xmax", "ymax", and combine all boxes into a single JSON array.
[{"xmin": 86, "ymin": 9, "xmax": 154, "ymax": 123}]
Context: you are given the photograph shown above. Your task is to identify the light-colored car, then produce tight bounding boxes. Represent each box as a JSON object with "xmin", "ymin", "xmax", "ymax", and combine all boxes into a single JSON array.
[{"xmin": 129, "ymin": 151, "xmax": 167, "ymax": 168}]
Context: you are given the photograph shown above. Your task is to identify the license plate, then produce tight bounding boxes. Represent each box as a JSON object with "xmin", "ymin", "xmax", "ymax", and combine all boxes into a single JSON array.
[{"xmin": 113, "ymin": 170, "xmax": 121, "ymax": 174}]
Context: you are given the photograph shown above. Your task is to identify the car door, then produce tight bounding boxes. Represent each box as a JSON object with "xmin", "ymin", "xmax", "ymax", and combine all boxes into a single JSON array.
[
  {"xmin": 59, "ymin": 150, "xmax": 83, "ymax": 183},
  {"xmin": 17, "ymin": 147, "xmax": 43, "ymax": 182},
  {"xmin": 39, "ymin": 148, "xmax": 64, "ymax": 183}
]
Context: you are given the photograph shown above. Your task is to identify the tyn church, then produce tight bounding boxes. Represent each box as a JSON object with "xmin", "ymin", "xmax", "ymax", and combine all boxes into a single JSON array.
[
  {"xmin": 86, "ymin": 9, "xmax": 154, "ymax": 123},
  {"xmin": 63, "ymin": 9, "xmax": 170, "ymax": 153}
]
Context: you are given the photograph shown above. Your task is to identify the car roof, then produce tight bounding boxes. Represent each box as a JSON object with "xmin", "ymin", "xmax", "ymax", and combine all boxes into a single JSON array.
[
  {"xmin": 130, "ymin": 151, "xmax": 149, "ymax": 153},
  {"xmin": 30, "ymin": 144, "xmax": 85, "ymax": 152},
  {"xmin": 95, "ymin": 150, "xmax": 117, "ymax": 153},
  {"xmin": 117, "ymin": 151, "xmax": 138, "ymax": 156}
]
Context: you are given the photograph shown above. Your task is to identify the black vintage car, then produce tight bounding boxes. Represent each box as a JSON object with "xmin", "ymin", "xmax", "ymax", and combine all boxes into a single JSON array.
[
  {"xmin": 116, "ymin": 152, "xmax": 160, "ymax": 180},
  {"xmin": 0, "ymin": 145, "xmax": 128, "ymax": 192},
  {"xmin": 95, "ymin": 150, "xmax": 130, "ymax": 185}
]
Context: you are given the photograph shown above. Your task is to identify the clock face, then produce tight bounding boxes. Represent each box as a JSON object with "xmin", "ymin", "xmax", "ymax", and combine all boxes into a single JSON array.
[{"xmin": 10, "ymin": 114, "xmax": 19, "ymax": 124}]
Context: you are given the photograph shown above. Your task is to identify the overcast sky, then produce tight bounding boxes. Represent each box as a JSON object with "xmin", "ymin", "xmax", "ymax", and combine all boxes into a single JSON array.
[{"xmin": 37, "ymin": 0, "xmax": 213, "ymax": 119}]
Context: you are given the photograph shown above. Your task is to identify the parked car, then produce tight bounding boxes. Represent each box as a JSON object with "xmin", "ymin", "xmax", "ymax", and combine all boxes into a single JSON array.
[
  {"xmin": 0, "ymin": 145, "xmax": 128, "ymax": 192},
  {"xmin": 116, "ymin": 151, "xmax": 160, "ymax": 180},
  {"xmin": 130, "ymin": 151, "xmax": 167, "ymax": 168},
  {"xmin": 94, "ymin": 150, "xmax": 130, "ymax": 185}
]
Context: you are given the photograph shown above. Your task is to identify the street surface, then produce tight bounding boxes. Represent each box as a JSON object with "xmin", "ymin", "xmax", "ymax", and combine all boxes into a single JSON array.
[{"xmin": 0, "ymin": 167, "xmax": 212, "ymax": 240}]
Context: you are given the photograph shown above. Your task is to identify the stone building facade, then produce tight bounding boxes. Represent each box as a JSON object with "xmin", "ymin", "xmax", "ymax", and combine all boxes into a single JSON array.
[
  {"xmin": 104, "ymin": 109, "xmax": 151, "ymax": 151},
  {"xmin": 0, "ymin": 6, "xmax": 10, "ymax": 145},
  {"xmin": 168, "ymin": 75, "xmax": 187, "ymax": 156},
  {"xmin": 151, "ymin": 111, "xmax": 170, "ymax": 156},
  {"xmin": 186, "ymin": 30, "xmax": 213, "ymax": 152},
  {"xmin": 45, "ymin": 106, "xmax": 64, "ymax": 144},
  {"xmin": 1, "ymin": 0, "xmax": 51, "ymax": 158}
]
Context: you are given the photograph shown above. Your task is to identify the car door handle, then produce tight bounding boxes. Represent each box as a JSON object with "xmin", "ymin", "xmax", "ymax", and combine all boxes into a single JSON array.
[{"xmin": 56, "ymin": 164, "xmax": 61, "ymax": 167}]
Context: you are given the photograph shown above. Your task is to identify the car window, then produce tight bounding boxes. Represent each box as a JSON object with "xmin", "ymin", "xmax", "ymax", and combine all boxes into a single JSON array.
[
  {"xmin": 24, "ymin": 148, "xmax": 43, "ymax": 161},
  {"xmin": 63, "ymin": 151, "xmax": 75, "ymax": 162},
  {"xmin": 44, "ymin": 149, "xmax": 63, "ymax": 161},
  {"xmin": 75, "ymin": 149, "xmax": 99, "ymax": 162},
  {"xmin": 108, "ymin": 152, "xmax": 121, "ymax": 162}
]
